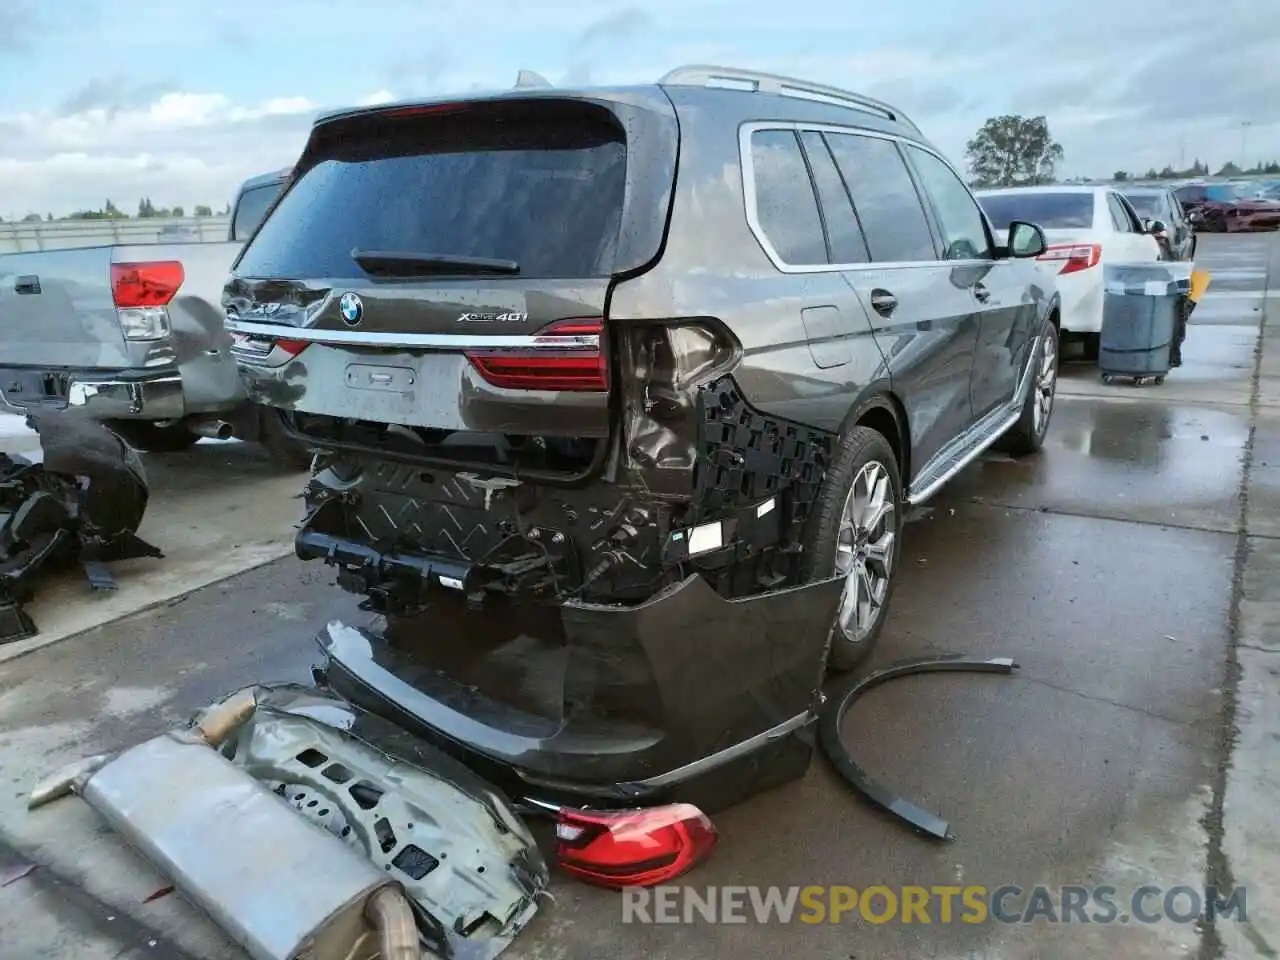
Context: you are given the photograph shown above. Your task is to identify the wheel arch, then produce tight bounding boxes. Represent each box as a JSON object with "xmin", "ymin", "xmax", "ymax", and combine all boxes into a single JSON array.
[{"xmin": 837, "ymin": 389, "xmax": 911, "ymax": 488}]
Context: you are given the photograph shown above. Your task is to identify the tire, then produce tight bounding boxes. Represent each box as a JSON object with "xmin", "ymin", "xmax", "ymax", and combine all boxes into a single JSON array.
[
  {"xmin": 106, "ymin": 420, "xmax": 200, "ymax": 452},
  {"xmin": 800, "ymin": 425, "xmax": 904, "ymax": 672},
  {"xmin": 998, "ymin": 318, "xmax": 1059, "ymax": 457}
]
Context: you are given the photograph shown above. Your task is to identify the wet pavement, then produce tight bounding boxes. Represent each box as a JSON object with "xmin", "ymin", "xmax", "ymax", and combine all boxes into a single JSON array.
[{"xmin": 0, "ymin": 234, "xmax": 1277, "ymax": 960}]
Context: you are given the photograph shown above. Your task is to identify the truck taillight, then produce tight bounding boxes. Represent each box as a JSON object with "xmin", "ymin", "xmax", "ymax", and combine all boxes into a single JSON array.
[
  {"xmin": 465, "ymin": 318, "xmax": 607, "ymax": 392},
  {"xmin": 1037, "ymin": 244, "xmax": 1101, "ymax": 275},
  {"xmin": 111, "ymin": 261, "xmax": 183, "ymax": 341}
]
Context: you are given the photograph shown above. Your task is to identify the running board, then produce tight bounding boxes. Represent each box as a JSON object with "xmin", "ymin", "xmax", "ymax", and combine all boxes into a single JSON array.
[{"xmin": 905, "ymin": 336, "xmax": 1040, "ymax": 507}]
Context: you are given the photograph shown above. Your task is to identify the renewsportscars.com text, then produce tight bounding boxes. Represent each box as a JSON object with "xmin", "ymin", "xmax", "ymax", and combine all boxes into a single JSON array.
[{"xmin": 621, "ymin": 885, "xmax": 1248, "ymax": 926}]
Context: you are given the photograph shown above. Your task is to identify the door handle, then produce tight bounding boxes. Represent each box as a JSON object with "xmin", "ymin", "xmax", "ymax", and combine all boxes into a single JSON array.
[
  {"xmin": 14, "ymin": 275, "xmax": 40, "ymax": 295},
  {"xmin": 869, "ymin": 289, "xmax": 898, "ymax": 317},
  {"xmin": 973, "ymin": 283, "xmax": 991, "ymax": 303}
]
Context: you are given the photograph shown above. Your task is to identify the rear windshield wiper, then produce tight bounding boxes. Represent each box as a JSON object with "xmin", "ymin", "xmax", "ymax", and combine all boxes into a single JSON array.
[{"xmin": 351, "ymin": 249, "xmax": 520, "ymax": 277}]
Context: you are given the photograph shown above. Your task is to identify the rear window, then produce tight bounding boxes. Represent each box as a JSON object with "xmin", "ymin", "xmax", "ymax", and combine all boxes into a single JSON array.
[
  {"xmin": 230, "ymin": 182, "xmax": 284, "ymax": 241},
  {"xmin": 978, "ymin": 192, "xmax": 1095, "ymax": 231},
  {"xmin": 1123, "ymin": 193, "xmax": 1161, "ymax": 218},
  {"xmin": 235, "ymin": 102, "xmax": 628, "ymax": 280}
]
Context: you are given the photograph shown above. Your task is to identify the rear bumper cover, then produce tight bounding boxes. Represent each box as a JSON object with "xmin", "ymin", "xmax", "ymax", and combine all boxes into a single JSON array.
[
  {"xmin": 318, "ymin": 570, "xmax": 844, "ymax": 808},
  {"xmin": 0, "ymin": 367, "xmax": 184, "ymax": 421}
]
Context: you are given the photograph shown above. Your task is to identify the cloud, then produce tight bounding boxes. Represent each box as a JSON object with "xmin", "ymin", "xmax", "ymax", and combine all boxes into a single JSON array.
[
  {"xmin": 0, "ymin": 92, "xmax": 325, "ymax": 216},
  {"xmin": 563, "ymin": 7, "xmax": 656, "ymax": 86},
  {"xmin": 1, "ymin": 0, "xmax": 1278, "ymax": 216},
  {"xmin": 0, "ymin": 0, "xmax": 39, "ymax": 53},
  {"xmin": 58, "ymin": 75, "xmax": 178, "ymax": 118}
]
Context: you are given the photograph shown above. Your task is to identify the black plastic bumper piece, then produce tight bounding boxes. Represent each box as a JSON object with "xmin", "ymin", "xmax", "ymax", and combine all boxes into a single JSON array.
[
  {"xmin": 818, "ymin": 654, "xmax": 1020, "ymax": 840},
  {"xmin": 318, "ymin": 571, "xmax": 845, "ymax": 813}
]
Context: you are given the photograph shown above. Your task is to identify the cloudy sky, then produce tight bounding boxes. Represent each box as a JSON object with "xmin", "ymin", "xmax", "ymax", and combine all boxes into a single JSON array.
[{"xmin": 0, "ymin": 0, "xmax": 1274, "ymax": 218}]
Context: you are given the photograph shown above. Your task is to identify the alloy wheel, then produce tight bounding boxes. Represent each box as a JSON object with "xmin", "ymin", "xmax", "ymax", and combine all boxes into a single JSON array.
[
  {"xmin": 832, "ymin": 461, "xmax": 897, "ymax": 645},
  {"xmin": 1032, "ymin": 333, "xmax": 1058, "ymax": 438}
]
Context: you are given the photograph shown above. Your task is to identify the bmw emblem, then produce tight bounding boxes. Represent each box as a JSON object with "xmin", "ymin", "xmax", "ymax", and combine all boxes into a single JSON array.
[{"xmin": 339, "ymin": 292, "xmax": 363, "ymax": 327}]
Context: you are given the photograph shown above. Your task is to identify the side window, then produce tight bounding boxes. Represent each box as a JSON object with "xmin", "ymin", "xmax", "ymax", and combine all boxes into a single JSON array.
[
  {"xmin": 904, "ymin": 146, "xmax": 991, "ymax": 260},
  {"xmin": 749, "ymin": 129, "xmax": 828, "ymax": 265},
  {"xmin": 1106, "ymin": 194, "xmax": 1133, "ymax": 232},
  {"xmin": 798, "ymin": 131, "xmax": 870, "ymax": 263},
  {"xmin": 1117, "ymin": 195, "xmax": 1145, "ymax": 232},
  {"xmin": 824, "ymin": 133, "xmax": 937, "ymax": 262}
]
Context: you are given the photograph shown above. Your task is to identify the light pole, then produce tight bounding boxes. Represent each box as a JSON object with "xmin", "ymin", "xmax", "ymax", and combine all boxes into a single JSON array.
[{"xmin": 1241, "ymin": 121, "xmax": 1252, "ymax": 171}]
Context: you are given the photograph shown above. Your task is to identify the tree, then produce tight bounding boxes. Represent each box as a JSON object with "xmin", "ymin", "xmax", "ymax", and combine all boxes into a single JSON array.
[
  {"xmin": 965, "ymin": 115, "xmax": 1064, "ymax": 188},
  {"xmin": 171, "ymin": 205, "xmax": 185, "ymax": 218},
  {"xmin": 138, "ymin": 197, "xmax": 157, "ymax": 218},
  {"xmin": 1217, "ymin": 161, "xmax": 1242, "ymax": 177},
  {"xmin": 1113, "ymin": 170, "xmax": 1130, "ymax": 181},
  {"xmin": 21, "ymin": 213, "xmax": 41, "ymax": 222},
  {"xmin": 103, "ymin": 199, "xmax": 126, "ymax": 219},
  {"xmin": 193, "ymin": 204, "xmax": 213, "ymax": 217}
]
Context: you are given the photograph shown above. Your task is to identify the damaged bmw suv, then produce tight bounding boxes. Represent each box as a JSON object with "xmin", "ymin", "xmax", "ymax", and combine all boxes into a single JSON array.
[{"xmin": 223, "ymin": 66, "xmax": 1060, "ymax": 810}]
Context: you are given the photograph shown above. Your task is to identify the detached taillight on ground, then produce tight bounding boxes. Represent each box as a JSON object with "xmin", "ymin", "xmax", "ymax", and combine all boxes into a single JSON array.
[
  {"xmin": 111, "ymin": 261, "xmax": 183, "ymax": 340},
  {"xmin": 466, "ymin": 318, "xmax": 608, "ymax": 392},
  {"xmin": 554, "ymin": 803, "xmax": 718, "ymax": 888},
  {"xmin": 1037, "ymin": 243, "xmax": 1102, "ymax": 275}
]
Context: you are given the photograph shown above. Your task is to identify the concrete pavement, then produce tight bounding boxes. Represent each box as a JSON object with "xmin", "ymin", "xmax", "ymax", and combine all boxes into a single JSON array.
[{"xmin": 0, "ymin": 234, "xmax": 1277, "ymax": 959}]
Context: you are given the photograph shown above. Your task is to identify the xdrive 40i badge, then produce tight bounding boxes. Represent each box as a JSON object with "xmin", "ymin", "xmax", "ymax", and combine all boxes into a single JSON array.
[{"xmin": 457, "ymin": 312, "xmax": 528, "ymax": 323}]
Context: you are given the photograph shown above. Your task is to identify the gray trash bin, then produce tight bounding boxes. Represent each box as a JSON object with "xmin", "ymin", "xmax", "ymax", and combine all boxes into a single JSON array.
[{"xmin": 1099, "ymin": 262, "xmax": 1193, "ymax": 384}]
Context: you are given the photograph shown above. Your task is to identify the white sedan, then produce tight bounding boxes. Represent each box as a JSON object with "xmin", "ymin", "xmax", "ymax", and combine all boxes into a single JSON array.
[{"xmin": 975, "ymin": 186, "xmax": 1163, "ymax": 353}]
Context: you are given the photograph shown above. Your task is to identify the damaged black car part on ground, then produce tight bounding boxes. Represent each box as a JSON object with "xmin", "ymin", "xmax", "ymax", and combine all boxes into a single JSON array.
[
  {"xmin": 0, "ymin": 410, "xmax": 161, "ymax": 643},
  {"xmin": 222, "ymin": 66, "xmax": 1059, "ymax": 835}
]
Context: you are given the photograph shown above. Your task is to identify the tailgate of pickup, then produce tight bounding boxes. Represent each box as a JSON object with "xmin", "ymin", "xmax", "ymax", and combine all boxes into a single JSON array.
[{"xmin": 0, "ymin": 247, "xmax": 133, "ymax": 369}]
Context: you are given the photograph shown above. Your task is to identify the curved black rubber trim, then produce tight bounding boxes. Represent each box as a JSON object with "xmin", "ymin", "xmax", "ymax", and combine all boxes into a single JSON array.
[{"xmin": 817, "ymin": 654, "xmax": 1019, "ymax": 841}]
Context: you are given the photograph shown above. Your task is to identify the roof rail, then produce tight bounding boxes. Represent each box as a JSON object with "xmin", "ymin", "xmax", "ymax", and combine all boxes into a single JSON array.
[{"xmin": 658, "ymin": 64, "xmax": 919, "ymax": 132}]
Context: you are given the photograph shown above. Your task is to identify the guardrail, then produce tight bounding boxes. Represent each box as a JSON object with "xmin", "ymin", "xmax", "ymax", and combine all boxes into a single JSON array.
[{"xmin": 0, "ymin": 217, "xmax": 232, "ymax": 254}]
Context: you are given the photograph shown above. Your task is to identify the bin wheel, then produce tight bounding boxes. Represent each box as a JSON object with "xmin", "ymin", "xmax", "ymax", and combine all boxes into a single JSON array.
[
  {"xmin": 1153, "ymin": 376, "xmax": 1165, "ymax": 386},
  {"xmin": 1101, "ymin": 374, "xmax": 1115, "ymax": 385}
]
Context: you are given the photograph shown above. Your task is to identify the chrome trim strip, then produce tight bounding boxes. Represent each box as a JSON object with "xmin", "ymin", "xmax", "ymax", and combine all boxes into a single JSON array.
[
  {"xmin": 632, "ymin": 710, "xmax": 813, "ymax": 788},
  {"xmin": 906, "ymin": 335, "xmax": 1041, "ymax": 507},
  {"xmin": 738, "ymin": 121, "xmax": 994, "ymax": 277},
  {"xmin": 225, "ymin": 319, "xmax": 598, "ymax": 351}
]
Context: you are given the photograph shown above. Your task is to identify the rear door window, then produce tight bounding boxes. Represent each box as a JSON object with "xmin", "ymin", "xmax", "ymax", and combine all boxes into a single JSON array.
[
  {"xmin": 904, "ymin": 146, "xmax": 991, "ymax": 260},
  {"xmin": 235, "ymin": 103, "xmax": 628, "ymax": 280},
  {"xmin": 823, "ymin": 133, "xmax": 937, "ymax": 262},
  {"xmin": 1108, "ymin": 194, "xmax": 1138, "ymax": 232},
  {"xmin": 749, "ymin": 129, "xmax": 828, "ymax": 265},
  {"xmin": 797, "ymin": 131, "xmax": 870, "ymax": 264}
]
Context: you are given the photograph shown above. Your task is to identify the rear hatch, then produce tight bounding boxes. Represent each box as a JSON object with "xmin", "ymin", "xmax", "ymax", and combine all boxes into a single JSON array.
[{"xmin": 225, "ymin": 93, "xmax": 679, "ymax": 479}]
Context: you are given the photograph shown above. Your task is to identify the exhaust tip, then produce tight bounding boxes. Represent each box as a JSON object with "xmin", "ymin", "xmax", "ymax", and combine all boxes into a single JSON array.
[{"xmin": 191, "ymin": 419, "xmax": 234, "ymax": 440}]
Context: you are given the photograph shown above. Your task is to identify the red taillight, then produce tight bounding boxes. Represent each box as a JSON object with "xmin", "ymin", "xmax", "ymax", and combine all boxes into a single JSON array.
[
  {"xmin": 111, "ymin": 261, "xmax": 184, "ymax": 308},
  {"xmin": 465, "ymin": 318, "xmax": 607, "ymax": 392},
  {"xmin": 1037, "ymin": 243, "xmax": 1101, "ymax": 276},
  {"xmin": 229, "ymin": 332, "xmax": 309, "ymax": 364},
  {"xmin": 554, "ymin": 803, "xmax": 717, "ymax": 888}
]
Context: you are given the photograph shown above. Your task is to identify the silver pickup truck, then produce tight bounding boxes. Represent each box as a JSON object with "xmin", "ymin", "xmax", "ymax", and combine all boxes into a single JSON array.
[{"xmin": 0, "ymin": 169, "xmax": 305, "ymax": 463}]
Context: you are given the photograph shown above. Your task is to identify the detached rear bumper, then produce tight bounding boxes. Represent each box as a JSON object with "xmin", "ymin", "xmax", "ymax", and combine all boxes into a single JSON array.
[
  {"xmin": 0, "ymin": 368, "xmax": 184, "ymax": 420},
  {"xmin": 318, "ymin": 571, "xmax": 844, "ymax": 813}
]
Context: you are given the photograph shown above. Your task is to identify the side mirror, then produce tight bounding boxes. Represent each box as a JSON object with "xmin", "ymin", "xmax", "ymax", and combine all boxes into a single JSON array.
[{"xmin": 1007, "ymin": 220, "xmax": 1047, "ymax": 258}]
